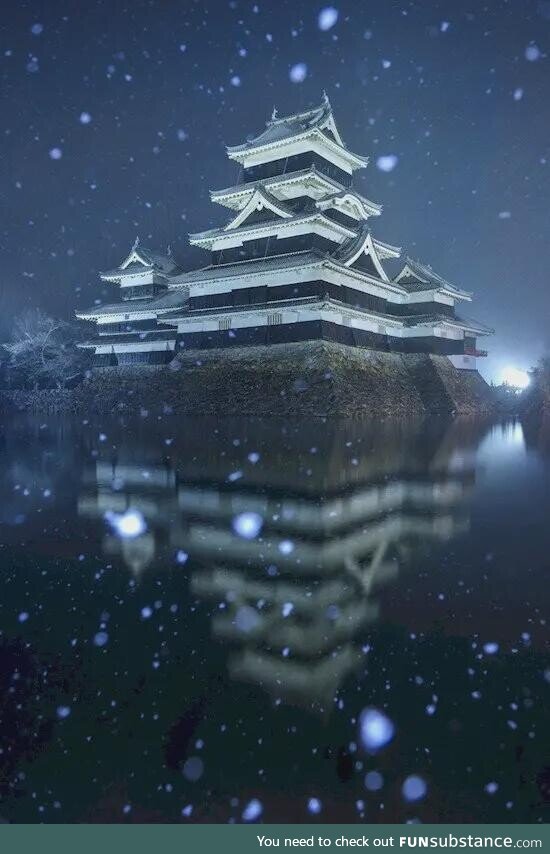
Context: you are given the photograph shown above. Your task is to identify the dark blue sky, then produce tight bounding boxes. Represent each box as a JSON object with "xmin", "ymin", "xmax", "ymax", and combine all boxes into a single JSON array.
[{"xmin": 2, "ymin": 0, "xmax": 549, "ymax": 379}]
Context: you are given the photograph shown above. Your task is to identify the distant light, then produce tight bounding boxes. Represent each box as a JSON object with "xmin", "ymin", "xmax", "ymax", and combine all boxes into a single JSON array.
[
  {"xmin": 359, "ymin": 707, "xmax": 395, "ymax": 751},
  {"xmin": 105, "ymin": 509, "xmax": 146, "ymax": 539},
  {"xmin": 318, "ymin": 7, "xmax": 339, "ymax": 31},
  {"xmin": 49, "ymin": 147, "xmax": 63, "ymax": 160},
  {"xmin": 376, "ymin": 154, "xmax": 398, "ymax": 172},
  {"xmin": 289, "ymin": 62, "xmax": 308, "ymax": 83},
  {"xmin": 501, "ymin": 366, "xmax": 530, "ymax": 389},
  {"xmin": 402, "ymin": 775, "xmax": 428, "ymax": 802},
  {"xmin": 232, "ymin": 511, "xmax": 263, "ymax": 539}
]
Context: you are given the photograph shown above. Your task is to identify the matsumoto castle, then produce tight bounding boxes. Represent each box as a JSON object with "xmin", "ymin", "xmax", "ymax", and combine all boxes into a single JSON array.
[{"xmin": 77, "ymin": 94, "xmax": 491, "ymax": 369}]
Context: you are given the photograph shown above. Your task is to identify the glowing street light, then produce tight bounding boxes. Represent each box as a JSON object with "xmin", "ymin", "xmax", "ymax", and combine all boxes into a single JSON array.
[{"xmin": 501, "ymin": 366, "xmax": 530, "ymax": 390}]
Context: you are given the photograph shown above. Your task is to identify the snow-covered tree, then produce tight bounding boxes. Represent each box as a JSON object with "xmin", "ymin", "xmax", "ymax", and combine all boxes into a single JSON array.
[{"xmin": 2, "ymin": 308, "xmax": 89, "ymax": 389}]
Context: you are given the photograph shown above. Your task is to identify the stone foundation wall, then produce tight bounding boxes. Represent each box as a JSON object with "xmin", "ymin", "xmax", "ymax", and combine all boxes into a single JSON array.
[{"xmin": 0, "ymin": 342, "xmax": 495, "ymax": 418}]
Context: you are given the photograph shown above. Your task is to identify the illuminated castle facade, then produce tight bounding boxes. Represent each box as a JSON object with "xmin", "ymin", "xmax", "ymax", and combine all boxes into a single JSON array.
[{"xmin": 77, "ymin": 94, "xmax": 491, "ymax": 369}]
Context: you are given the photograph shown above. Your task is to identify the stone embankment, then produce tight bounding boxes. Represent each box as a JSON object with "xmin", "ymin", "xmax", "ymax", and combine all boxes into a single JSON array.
[{"xmin": 0, "ymin": 341, "xmax": 495, "ymax": 417}]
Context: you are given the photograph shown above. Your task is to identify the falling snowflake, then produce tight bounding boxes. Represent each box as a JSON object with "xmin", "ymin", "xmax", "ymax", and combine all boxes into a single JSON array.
[
  {"xmin": 182, "ymin": 756, "xmax": 204, "ymax": 781},
  {"xmin": 402, "ymin": 775, "xmax": 428, "ymax": 802},
  {"xmin": 49, "ymin": 147, "xmax": 63, "ymax": 160},
  {"xmin": 376, "ymin": 154, "xmax": 398, "ymax": 172},
  {"xmin": 105, "ymin": 509, "xmax": 146, "ymax": 539},
  {"xmin": 359, "ymin": 707, "xmax": 395, "ymax": 751},
  {"xmin": 483, "ymin": 642, "xmax": 499, "ymax": 655},
  {"xmin": 242, "ymin": 799, "xmax": 263, "ymax": 822},
  {"xmin": 235, "ymin": 606, "xmax": 261, "ymax": 633},
  {"xmin": 289, "ymin": 62, "xmax": 308, "ymax": 83},
  {"xmin": 56, "ymin": 706, "xmax": 71, "ymax": 719},
  {"xmin": 307, "ymin": 797, "xmax": 322, "ymax": 814},
  {"xmin": 232, "ymin": 511, "xmax": 263, "ymax": 539},
  {"xmin": 364, "ymin": 770, "xmax": 384, "ymax": 791},
  {"xmin": 525, "ymin": 45, "xmax": 541, "ymax": 61},
  {"xmin": 318, "ymin": 7, "xmax": 339, "ymax": 31},
  {"xmin": 278, "ymin": 540, "xmax": 294, "ymax": 555}
]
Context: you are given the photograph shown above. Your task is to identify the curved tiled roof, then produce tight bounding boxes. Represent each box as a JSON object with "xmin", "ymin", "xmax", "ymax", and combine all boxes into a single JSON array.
[{"xmin": 227, "ymin": 99, "xmax": 334, "ymax": 154}]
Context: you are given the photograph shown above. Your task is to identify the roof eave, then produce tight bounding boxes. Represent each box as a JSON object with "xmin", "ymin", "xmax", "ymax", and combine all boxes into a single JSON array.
[{"xmin": 226, "ymin": 130, "xmax": 369, "ymax": 170}]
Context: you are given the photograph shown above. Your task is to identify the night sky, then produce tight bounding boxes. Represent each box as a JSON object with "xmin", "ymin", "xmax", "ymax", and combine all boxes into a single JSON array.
[{"xmin": 2, "ymin": 0, "xmax": 549, "ymax": 380}]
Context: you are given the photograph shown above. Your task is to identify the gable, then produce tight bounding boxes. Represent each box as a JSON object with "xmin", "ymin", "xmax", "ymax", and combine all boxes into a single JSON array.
[
  {"xmin": 224, "ymin": 189, "xmax": 292, "ymax": 231},
  {"xmin": 349, "ymin": 253, "xmax": 381, "ymax": 277},
  {"xmin": 120, "ymin": 249, "xmax": 152, "ymax": 271},
  {"xmin": 394, "ymin": 263, "xmax": 428, "ymax": 286}
]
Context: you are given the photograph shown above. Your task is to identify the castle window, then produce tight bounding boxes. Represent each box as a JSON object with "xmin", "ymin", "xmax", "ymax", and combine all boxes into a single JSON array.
[
  {"xmin": 219, "ymin": 317, "xmax": 232, "ymax": 330},
  {"xmin": 267, "ymin": 312, "xmax": 282, "ymax": 325}
]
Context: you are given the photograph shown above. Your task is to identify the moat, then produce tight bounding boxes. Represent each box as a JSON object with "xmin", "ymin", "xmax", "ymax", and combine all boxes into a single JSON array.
[{"xmin": 0, "ymin": 414, "xmax": 548, "ymax": 823}]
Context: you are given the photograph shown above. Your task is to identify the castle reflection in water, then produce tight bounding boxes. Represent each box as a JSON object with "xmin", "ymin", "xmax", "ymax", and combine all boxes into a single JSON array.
[{"xmin": 77, "ymin": 417, "xmax": 487, "ymax": 712}]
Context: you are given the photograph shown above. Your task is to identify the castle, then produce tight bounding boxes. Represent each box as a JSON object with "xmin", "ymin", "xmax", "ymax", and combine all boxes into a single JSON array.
[{"xmin": 77, "ymin": 94, "xmax": 491, "ymax": 370}]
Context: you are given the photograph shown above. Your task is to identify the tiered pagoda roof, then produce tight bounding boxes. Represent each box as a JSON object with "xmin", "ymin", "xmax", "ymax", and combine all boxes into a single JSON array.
[{"xmin": 77, "ymin": 93, "xmax": 492, "ymax": 368}]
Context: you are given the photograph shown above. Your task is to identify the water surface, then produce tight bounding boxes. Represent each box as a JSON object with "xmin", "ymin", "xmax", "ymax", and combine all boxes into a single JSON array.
[{"xmin": 0, "ymin": 414, "xmax": 548, "ymax": 823}]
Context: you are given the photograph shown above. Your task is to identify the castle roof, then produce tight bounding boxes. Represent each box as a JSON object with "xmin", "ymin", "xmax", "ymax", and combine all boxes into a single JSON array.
[
  {"xmin": 76, "ymin": 287, "xmax": 189, "ymax": 320},
  {"xmin": 100, "ymin": 239, "xmax": 180, "ymax": 280},
  {"xmin": 394, "ymin": 257, "xmax": 471, "ymax": 299},
  {"xmin": 226, "ymin": 94, "xmax": 369, "ymax": 169}
]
